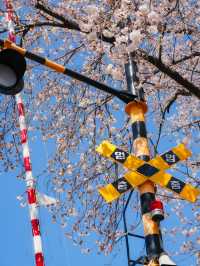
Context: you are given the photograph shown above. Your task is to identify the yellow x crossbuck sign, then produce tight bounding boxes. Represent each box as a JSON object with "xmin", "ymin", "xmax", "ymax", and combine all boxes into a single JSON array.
[{"xmin": 96, "ymin": 141, "xmax": 200, "ymax": 203}]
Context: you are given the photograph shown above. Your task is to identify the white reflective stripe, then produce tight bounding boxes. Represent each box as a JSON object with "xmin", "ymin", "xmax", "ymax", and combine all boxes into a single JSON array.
[
  {"xmin": 29, "ymin": 203, "xmax": 39, "ymax": 220},
  {"xmin": 33, "ymin": 235, "xmax": 43, "ymax": 254},
  {"xmin": 15, "ymin": 94, "xmax": 22, "ymax": 103},
  {"xmin": 25, "ymin": 172, "xmax": 34, "ymax": 187},
  {"xmin": 22, "ymin": 143, "xmax": 30, "ymax": 158},
  {"xmin": 25, "ymin": 171, "xmax": 33, "ymax": 180},
  {"xmin": 26, "ymin": 179, "xmax": 35, "ymax": 188},
  {"xmin": 19, "ymin": 116, "xmax": 26, "ymax": 130},
  {"xmin": 8, "ymin": 21, "xmax": 14, "ymax": 32}
]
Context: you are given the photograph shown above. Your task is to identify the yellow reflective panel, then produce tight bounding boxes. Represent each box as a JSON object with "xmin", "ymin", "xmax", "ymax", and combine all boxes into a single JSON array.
[
  {"xmin": 150, "ymin": 172, "xmax": 171, "ymax": 187},
  {"xmin": 125, "ymin": 171, "xmax": 146, "ymax": 187},
  {"xmin": 149, "ymin": 156, "xmax": 169, "ymax": 170},
  {"xmin": 172, "ymin": 143, "xmax": 192, "ymax": 161},
  {"xmin": 98, "ymin": 184, "xmax": 120, "ymax": 203},
  {"xmin": 123, "ymin": 155, "xmax": 144, "ymax": 170},
  {"xmin": 96, "ymin": 140, "xmax": 116, "ymax": 157},
  {"xmin": 180, "ymin": 184, "xmax": 200, "ymax": 203}
]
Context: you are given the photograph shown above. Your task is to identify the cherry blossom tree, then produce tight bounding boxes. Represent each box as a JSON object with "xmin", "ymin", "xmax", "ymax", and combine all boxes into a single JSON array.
[{"xmin": 0, "ymin": 0, "xmax": 200, "ymax": 264}]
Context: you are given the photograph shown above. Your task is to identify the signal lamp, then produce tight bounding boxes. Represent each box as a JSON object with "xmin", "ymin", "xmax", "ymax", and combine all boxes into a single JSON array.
[{"xmin": 0, "ymin": 49, "xmax": 26, "ymax": 95}]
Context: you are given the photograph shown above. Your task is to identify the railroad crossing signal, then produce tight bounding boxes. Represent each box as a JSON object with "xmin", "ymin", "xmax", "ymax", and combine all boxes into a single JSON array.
[{"xmin": 96, "ymin": 141, "xmax": 200, "ymax": 203}]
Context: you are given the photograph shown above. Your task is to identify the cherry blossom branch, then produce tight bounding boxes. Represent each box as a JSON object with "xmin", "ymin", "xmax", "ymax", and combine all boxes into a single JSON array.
[
  {"xmin": 138, "ymin": 50, "xmax": 200, "ymax": 99},
  {"xmin": 172, "ymin": 120, "xmax": 200, "ymax": 132},
  {"xmin": 35, "ymin": 2, "xmax": 81, "ymax": 31},
  {"xmin": 34, "ymin": 2, "xmax": 115, "ymax": 43},
  {"xmin": 172, "ymin": 52, "xmax": 200, "ymax": 65},
  {"xmin": 32, "ymin": 2, "xmax": 200, "ymax": 100}
]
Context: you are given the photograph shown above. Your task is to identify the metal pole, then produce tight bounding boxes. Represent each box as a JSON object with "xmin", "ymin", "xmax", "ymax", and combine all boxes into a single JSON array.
[
  {"xmin": 0, "ymin": 39, "xmax": 136, "ymax": 103},
  {"xmin": 4, "ymin": 2, "xmax": 45, "ymax": 265},
  {"xmin": 125, "ymin": 54, "xmax": 163, "ymax": 266},
  {"xmin": 123, "ymin": 191, "xmax": 133, "ymax": 265}
]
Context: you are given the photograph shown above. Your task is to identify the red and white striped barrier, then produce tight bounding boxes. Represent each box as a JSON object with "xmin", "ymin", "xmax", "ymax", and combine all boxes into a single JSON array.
[
  {"xmin": 4, "ymin": 1, "xmax": 45, "ymax": 265},
  {"xmin": 16, "ymin": 95, "xmax": 45, "ymax": 266}
]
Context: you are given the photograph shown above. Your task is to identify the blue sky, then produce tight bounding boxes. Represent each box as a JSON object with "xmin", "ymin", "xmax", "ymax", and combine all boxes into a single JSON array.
[
  {"xmin": 0, "ymin": 67, "xmax": 197, "ymax": 266},
  {"xmin": 0, "ymin": 168, "xmax": 127, "ymax": 266},
  {"xmin": 0, "ymin": 107, "xmax": 128, "ymax": 266},
  {"xmin": 0, "ymin": 49, "xmax": 197, "ymax": 266},
  {"xmin": 0, "ymin": 137, "xmax": 197, "ymax": 266},
  {"xmin": 0, "ymin": 2, "xmax": 199, "ymax": 265}
]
